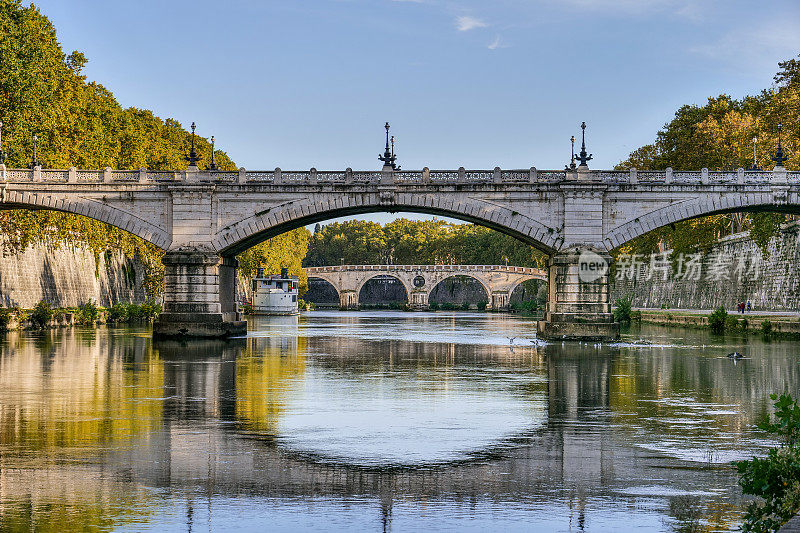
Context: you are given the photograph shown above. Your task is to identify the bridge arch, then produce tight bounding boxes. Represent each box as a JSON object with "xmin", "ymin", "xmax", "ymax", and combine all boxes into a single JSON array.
[
  {"xmin": 304, "ymin": 276, "xmax": 341, "ymax": 307},
  {"xmin": 507, "ymin": 274, "xmax": 548, "ymax": 299},
  {"xmin": 606, "ymin": 192, "xmax": 800, "ymax": 250},
  {"xmin": 1, "ymin": 191, "xmax": 171, "ymax": 249},
  {"xmin": 213, "ymin": 197, "xmax": 559, "ymax": 258},
  {"xmin": 428, "ymin": 274, "xmax": 491, "ymax": 307},
  {"xmin": 356, "ymin": 274, "xmax": 411, "ymax": 306}
]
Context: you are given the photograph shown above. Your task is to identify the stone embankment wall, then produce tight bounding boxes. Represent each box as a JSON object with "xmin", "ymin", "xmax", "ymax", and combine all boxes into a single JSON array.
[
  {"xmin": 612, "ymin": 222, "xmax": 800, "ymax": 312},
  {"xmin": 0, "ymin": 241, "xmax": 146, "ymax": 308}
]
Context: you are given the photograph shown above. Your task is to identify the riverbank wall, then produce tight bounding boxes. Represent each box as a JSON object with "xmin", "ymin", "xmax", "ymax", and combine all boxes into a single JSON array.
[
  {"xmin": 612, "ymin": 222, "xmax": 800, "ymax": 312},
  {"xmin": 0, "ymin": 241, "xmax": 146, "ymax": 309}
]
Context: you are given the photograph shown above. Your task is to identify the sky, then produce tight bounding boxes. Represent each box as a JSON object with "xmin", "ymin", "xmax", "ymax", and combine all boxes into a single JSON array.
[{"xmin": 29, "ymin": 0, "xmax": 800, "ymax": 225}]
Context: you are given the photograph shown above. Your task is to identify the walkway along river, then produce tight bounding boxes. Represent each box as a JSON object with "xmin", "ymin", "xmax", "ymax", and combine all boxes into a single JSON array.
[{"xmin": 0, "ymin": 311, "xmax": 796, "ymax": 531}]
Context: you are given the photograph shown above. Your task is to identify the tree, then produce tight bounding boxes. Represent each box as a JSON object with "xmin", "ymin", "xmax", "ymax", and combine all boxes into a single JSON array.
[{"xmin": 0, "ymin": 0, "xmax": 237, "ymax": 298}]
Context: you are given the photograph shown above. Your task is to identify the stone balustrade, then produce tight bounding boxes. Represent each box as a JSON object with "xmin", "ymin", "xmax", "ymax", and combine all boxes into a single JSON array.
[{"xmin": 2, "ymin": 165, "xmax": 796, "ymax": 186}]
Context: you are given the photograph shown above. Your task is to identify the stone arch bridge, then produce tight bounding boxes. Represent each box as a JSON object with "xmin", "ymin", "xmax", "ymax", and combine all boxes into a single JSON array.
[
  {"xmin": 1, "ymin": 163, "xmax": 798, "ymax": 340},
  {"xmin": 305, "ymin": 264, "xmax": 547, "ymax": 310}
]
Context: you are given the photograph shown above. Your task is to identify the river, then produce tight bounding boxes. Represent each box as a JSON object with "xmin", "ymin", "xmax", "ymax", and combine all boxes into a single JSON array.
[{"xmin": 0, "ymin": 311, "xmax": 797, "ymax": 532}]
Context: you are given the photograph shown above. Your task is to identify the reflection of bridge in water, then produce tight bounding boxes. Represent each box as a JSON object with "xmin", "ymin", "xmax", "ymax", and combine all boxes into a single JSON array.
[
  {"xmin": 107, "ymin": 335, "xmax": 753, "ymax": 530},
  {"xmin": 3, "ymin": 324, "xmax": 794, "ymax": 529},
  {"xmin": 305, "ymin": 264, "xmax": 547, "ymax": 310}
]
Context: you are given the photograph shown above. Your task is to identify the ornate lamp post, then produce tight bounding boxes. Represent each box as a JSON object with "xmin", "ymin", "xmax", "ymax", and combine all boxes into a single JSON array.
[
  {"xmin": 185, "ymin": 122, "xmax": 200, "ymax": 167},
  {"xmin": 0, "ymin": 121, "xmax": 6, "ymax": 165},
  {"xmin": 576, "ymin": 121, "xmax": 593, "ymax": 168},
  {"xmin": 208, "ymin": 135, "xmax": 218, "ymax": 170},
  {"xmin": 30, "ymin": 134, "xmax": 39, "ymax": 169},
  {"xmin": 379, "ymin": 122, "xmax": 398, "ymax": 170},
  {"xmin": 772, "ymin": 123, "xmax": 787, "ymax": 168},
  {"xmin": 749, "ymin": 136, "xmax": 761, "ymax": 170},
  {"xmin": 565, "ymin": 135, "xmax": 576, "ymax": 170}
]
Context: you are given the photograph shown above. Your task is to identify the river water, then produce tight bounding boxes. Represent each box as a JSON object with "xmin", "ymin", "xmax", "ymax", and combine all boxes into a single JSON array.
[{"xmin": 0, "ymin": 311, "xmax": 797, "ymax": 532}]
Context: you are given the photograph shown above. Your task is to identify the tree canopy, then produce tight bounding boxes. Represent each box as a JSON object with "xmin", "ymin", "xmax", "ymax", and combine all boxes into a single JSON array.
[
  {"xmin": 616, "ymin": 54, "xmax": 800, "ymax": 257},
  {"xmin": 305, "ymin": 218, "xmax": 547, "ymax": 268},
  {"xmin": 0, "ymin": 0, "xmax": 308, "ymax": 297}
]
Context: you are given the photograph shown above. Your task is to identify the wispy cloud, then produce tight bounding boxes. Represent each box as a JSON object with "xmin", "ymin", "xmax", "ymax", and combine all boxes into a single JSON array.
[
  {"xmin": 455, "ymin": 15, "xmax": 487, "ymax": 32},
  {"xmin": 691, "ymin": 23, "xmax": 800, "ymax": 68},
  {"xmin": 488, "ymin": 35, "xmax": 508, "ymax": 50}
]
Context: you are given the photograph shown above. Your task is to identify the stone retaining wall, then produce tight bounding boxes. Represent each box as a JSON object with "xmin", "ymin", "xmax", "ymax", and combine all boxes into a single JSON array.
[
  {"xmin": 0, "ymin": 241, "xmax": 146, "ymax": 308},
  {"xmin": 612, "ymin": 222, "xmax": 800, "ymax": 312}
]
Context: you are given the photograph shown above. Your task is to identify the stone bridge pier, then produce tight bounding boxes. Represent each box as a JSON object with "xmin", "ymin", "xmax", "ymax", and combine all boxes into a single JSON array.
[
  {"xmin": 152, "ymin": 250, "xmax": 246, "ymax": 338},
  {"xmin": 537, "ymin": 248, "xmax": 618, "ymax": 341}
]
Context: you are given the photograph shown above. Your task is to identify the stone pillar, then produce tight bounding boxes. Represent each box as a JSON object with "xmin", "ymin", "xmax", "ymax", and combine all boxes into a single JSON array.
[
  {"xmin": 410, "ymin": 290, "xmax": 428, "ymax": 309},
  {"xmin": 218, "ymin": 256, "xmax": 239, "ymax": 322},
  {"xmin": 537, "ymin": 247, "xmax": 619, "ymax": 341},
  {"xmin": 490, "ymin": 291, "xmax": 509, "ymax": 311},
  {"xmin": 153, "ymin": 250, "xmax": 246, "ymax": 338},
  {"xmin": 339, "ymin": 290, "xmax": 358, "ymax": 310}
]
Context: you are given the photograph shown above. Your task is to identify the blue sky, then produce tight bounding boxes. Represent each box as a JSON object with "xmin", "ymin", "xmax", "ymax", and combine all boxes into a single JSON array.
[{"xmin": 32, "ymin": 0, "xmax": 800, "ymax": 174}]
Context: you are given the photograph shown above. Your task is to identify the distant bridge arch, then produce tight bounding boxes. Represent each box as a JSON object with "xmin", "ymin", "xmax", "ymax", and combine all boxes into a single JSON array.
[{"xmin": 305, "ymin": 265, "xmax": 547, "ymax": 310}]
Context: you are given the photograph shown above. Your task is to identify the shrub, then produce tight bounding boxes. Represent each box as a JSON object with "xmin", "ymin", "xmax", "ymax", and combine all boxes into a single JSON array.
[
  {"xmin": 735, "ymin": 393, "xmax": 800, "ymax": 532},
  {"xmin": 511, "ymin": 300, "xmax": 539, "ymax": 316},
  {"xmin": 52, "ymin": 308, "xmax": 65, "ymax": 322},
  {"xmin": 460, "ymin": 301, "xmax": 471, "ymax": 311},
  {"xmin": 141, "ymin": 299, "xmax": 161, "ymax": 320},
  {"xmin": 241, "ymin": 303, "xmax": 254, "ymax": 315},
  {"xmin": 0, "ymin": 308, "xmax": 11, "ymax": 332},
  {"xmin": 127, "ymin": 303, "xmax": 143, "ymax": 321},
  {"xmin": 428, "ymin": 302, "xmax": 439, "ymax": 311},
  {"xmin": 108, "ymin": 303, "xmax": 128, "ymax": 323},
  {"xmin": 30, "ymin": 301, "xmax": 53, "ymax": 329},
  {"xmin": 761, "ymin": 319, "xmax": 773, "ymax": 336},
  {"xmin": 76, "ymin": 300, "xmax": 99, "ymax": 325},
  {"xmin": 708, "ymin": 306, "xmax": 728, "ymax": 334},
  {"xmin": 613, "ymin": 297, "xmax": 633, "ymax": 324},
  {"xmin": 477, "ymin": 300, "xmax": 488, "ymax": 311}
]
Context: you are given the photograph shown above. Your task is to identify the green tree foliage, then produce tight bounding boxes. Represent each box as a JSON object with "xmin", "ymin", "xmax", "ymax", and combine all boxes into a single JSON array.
[
  {"xmin": 238, "ymin": 228, "xmax": 312, "ymax": 295},
  {"xmin": 0, "ymin": 0, "xmax": 237, "ymax": 297},
  {"xmin": 304, "ymin": 218, "xmax": 547, "ymax": 267},
  {"xmin": 617, "ymin": 55, "xmax": 800, "ymax": 258},
  {"xmin": 613, "ymin": 297, "xmax": 632, "ymax": 324},
  {"xmin": 736, "ymin": 393, "xmax": 800, "ymax": 532}
]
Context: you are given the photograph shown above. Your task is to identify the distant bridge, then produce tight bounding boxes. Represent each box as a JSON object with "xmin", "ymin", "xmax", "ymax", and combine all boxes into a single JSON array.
[{"xmin": 305, "ymin": 264, "xmax": 547, "ymax": 310}]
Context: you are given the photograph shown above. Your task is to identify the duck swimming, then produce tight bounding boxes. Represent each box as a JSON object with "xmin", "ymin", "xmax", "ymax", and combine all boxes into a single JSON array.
[{"xmin": 727, "ymin": 352, "xmax": 744, "ymax": 359}]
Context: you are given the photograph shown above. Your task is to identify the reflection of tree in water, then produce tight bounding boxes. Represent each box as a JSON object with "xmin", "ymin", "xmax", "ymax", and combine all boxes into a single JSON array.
[
  {"xmin": 1, "ymin": 322, "xmax": 797, "ymax": 531},
  {"xmin": 0, "ymin": 328, "xmax": 163, "ymax": 531},
  {"xmin": 235, "ymin": 336, "xmax": 307, "ymax": 434},
  {"xmin": 0, "ymin": 328, "xmax": 164, "ymax": 452}
]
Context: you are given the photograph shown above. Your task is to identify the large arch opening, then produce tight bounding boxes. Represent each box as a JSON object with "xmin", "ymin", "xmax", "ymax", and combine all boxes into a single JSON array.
[
  {"xmin": 304, "ymin": 277, "xmax": 340, "ymax": 308},
  {"xmin": 607, "ymin": 199, "xmax": 800, "ymax": 252},
  {"xmin": 358, "ymin": 275, "xmax": 409, "ymax": 309},
  {"xmin": 509, "ymin": 279, "xmax": 548, "ymax": 315},
  {"xmin": 609, "ymin": 206, "xmax": 800, "ymax": 312},
  {"xmin": 216, "ymin": 203, "xmax": 558, "ymax": 258},
  {"xmin": 428, "ymin": 275, "xmax": 489, "ymax": 310}
]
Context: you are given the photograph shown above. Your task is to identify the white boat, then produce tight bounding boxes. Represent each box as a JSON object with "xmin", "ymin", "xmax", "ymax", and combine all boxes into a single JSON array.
[{"xmin": 250, "ymin": 268, "xmax": 299, "ymax": 315}]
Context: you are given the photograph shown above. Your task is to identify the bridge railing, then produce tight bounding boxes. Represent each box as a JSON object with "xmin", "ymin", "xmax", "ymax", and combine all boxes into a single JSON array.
[
  {"xmin": 0, "ymin": 165, "xmax": 795, "ymax": 186},
  {"xmin": 305, "ymin": 264, "xmax": 547, "ymax": 275}
]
